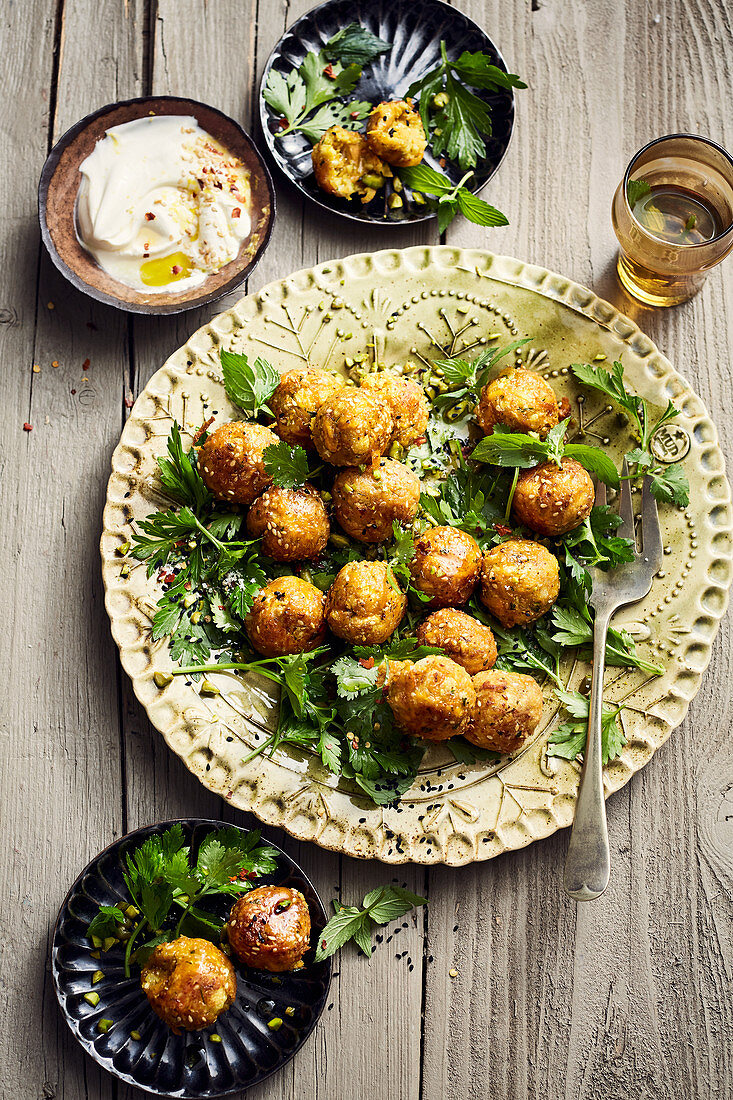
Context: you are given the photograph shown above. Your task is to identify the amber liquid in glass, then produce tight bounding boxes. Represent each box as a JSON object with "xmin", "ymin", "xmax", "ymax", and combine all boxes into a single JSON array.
[{"xmin": 630, "ymin": 184, "xmax": 720, "ymax": 246}]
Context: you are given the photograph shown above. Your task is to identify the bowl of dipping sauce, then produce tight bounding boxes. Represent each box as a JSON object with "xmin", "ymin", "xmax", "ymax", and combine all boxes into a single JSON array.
[{"xmin": 39, "ymin": 96, "xmax": 275, "ymax": 314}]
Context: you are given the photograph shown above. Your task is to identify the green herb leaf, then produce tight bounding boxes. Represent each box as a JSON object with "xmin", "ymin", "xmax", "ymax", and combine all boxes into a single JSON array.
[
  {"xmin": 314, "ymin": 886, "xmax": 426, "ymax": 961},
  {"xmin": 263, "ymin": 441, "xmax": 310, "ymax": 489},
  {"xmin": 647, "ymin": 462, "xmax": 689, "ymax": 506},
  {"xmin": 398, "ymin": 163, "xmax": 508, "ymax": 232},
  {"xmin": 323, "ymin": 23, "xmax": 392, "ymax": 66},
  {"xmin": 157, "ymin": 422, "xmax": 211, "ymax": 512},
  {"xmin": 87, "ymin": 905, "xmax": 126, "ymax": 940},
  {"xmin": 220, "ymin": 349, "xmax": 280, "ymax": 418},
  {"xmin": 547, "ymin": 690, "xmax": 626, "ymax": 766},
  {"xmin": 331, "ymin": 655, "xmax": 380, "ymax": 699},
  {"xmin": 627, "ymin": 178, "xmax": 651, "ymax": 207},
  {"xmin": 264, "ymin": 50, "xmax": 364, "ymax": 142}
]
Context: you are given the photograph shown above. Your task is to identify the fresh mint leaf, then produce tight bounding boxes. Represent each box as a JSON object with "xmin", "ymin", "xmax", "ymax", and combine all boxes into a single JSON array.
[
  {"xmin": 323, "ymin": 23, "xmax": 391, "ymax": 66},
  {"xmin": 397, "ymin": 162, "xmax": 507, "ymax": 232},
  {"xmin": 220, "ymin": 349, "xmax": 280, "ymax": 418},
  {"xmin": 87, "ymin": 905, "xmax": 126, "ymax": 940},
  {"xmin": 314, "ymin": 886, "xmax": 426, "ymax": 961},
  {"xmin": 456, "ymin": 187, "xmax": 509, "ymax": 227},
  {"xmin": 627, "ymin": 178, "xmax": 651, "ymax": 207}
]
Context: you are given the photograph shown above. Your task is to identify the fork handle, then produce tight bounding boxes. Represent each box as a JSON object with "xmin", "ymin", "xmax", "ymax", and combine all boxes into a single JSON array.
[{"xmin": 564, "ymin": 607, "xmax": 611, "ymax": 901}]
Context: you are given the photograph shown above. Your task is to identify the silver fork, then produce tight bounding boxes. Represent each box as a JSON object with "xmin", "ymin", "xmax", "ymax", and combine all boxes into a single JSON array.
[{"xmin": 564, "ymin": 463, "xmax": 663, "ymax": 901}]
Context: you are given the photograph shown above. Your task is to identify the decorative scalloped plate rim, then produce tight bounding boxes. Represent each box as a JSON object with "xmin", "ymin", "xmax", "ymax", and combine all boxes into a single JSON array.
[{"xmin": 101, "ymin": 246, "xmax": 733, "ymax": 866}]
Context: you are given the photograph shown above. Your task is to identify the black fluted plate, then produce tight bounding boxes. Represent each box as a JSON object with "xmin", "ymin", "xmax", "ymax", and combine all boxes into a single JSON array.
[
  {"xmin": 259, "ymin": 0, "xmax": 516, "ymax": 225},
  {"xmin": 52, "ymin": 820, "xmax": 332, "ymax": 1098}
]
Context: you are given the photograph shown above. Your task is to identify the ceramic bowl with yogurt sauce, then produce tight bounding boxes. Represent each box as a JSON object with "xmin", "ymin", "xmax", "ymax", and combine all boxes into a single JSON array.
[{"xmin": 39, "ymin": 97, "xmax": 276, "ymax": 314}]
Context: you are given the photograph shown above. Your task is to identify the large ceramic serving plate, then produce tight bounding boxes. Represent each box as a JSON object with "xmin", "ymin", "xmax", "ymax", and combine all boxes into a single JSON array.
[{"xmin": 102, "ymin": 247, "xmax": 732, "ymax": 866}]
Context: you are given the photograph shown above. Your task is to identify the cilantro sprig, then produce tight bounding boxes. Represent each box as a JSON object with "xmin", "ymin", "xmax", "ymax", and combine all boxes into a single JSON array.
[
  {"xmin": 314, "ymin": 885, "xmax": 427, "ymax": 961},
  {"xmin": 547, "ymin": 689, "xmax": 626, "ymax": 766},
  {"xmin": 407, "ymin": 41, "xmax": 526, "ymax": 171},
  {"xmin": 263, "ymin": 440, "xmax": 312, "ymax": 489},
  {"xmin": 397, "ymin": 163, "xmax": 509, "ymax": 233},
  {"xmin": 87, "ymin": 825, "xmax": 279, "ymax": 976},
  {"xmin": 571, "ymin": 360, "xmax": 689, "ymax": 506},
  {"xmin": 264, "ymin": 44, "xmax": 371, "ymax": 142}
]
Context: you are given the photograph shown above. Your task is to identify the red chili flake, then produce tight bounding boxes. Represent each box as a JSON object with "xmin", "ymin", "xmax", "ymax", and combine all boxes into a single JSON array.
[
  {"xmin": 197, "ymin": 178, "xmax": 205, "ymax": 188},
  {"xmin": 323, "ymin": 63, "xmax": 336, "ymax": 78},
  {"xmin": 439, "ymin": 158, "xmax": 446, "ymax": 167},
  {"xmin": 22, "ymin": 422, "xmax": 32, "ymax": 431},
  {"xmin": 171, "ymin": 265, "xmax": 182, "ymax": 275},
  {"xmin": 82, "ymin": 358, "xmax": 90, "ymax": 370},
  {"xmin": 277, "ymin": 118, "xmax": 288, "ymax": 131},
  {"xmin": 414, "ymin": 436, "xmax": 427, "ymax": 446},
  {"xmin": 494, "ymin": 523, "xmax": 512, "ymax": 536},
  {"xmin": 142, "ymin": 253, "xmax": 149, "ymax": 258},
  {"xmin": 70, "ymin": 388, "xmax": 76, "ymax": 395},
  {"xmin": 231, "ymin": 207, "xmax": 241, "ymax": 219},
  {"xmin": 144, "ymin": 211, "xmax": 155, "ymax": 221},
  {"xmin": 350, "ymin": 110, "xmax": 361, "ymax": 120},
  {"xmin": 358, "ymin": 657, "xmax": 375, "ymax": 669},
  {"xmin": 124, "ymin": 392, "xmax": 134, "ymax": 409},
  {"xmin": 192, "ymin": 415, "xmax": 215, "ymax": 444},
  {"xmin": 321, "ymin": 939, "xmax": 327, "ymax": 949}
]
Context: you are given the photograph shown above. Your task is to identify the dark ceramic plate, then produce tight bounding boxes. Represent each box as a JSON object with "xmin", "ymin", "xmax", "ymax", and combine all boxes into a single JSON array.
[
  {"xmin": 39, "ymin": 97, "xmax": 276, "ymax": 315},
  {"xmin": 259, "ymin": 0, "xmax": 516, "ymax": 226},
  {"xmin": 52, "ymin": 820, "xmax": 331, "ymax": 1098}
]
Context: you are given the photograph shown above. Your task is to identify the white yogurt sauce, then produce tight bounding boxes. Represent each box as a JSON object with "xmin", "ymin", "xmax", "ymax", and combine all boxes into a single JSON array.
[{"xmin": 76, "ymin": 115, "xmax": 252, "ymax": 293}]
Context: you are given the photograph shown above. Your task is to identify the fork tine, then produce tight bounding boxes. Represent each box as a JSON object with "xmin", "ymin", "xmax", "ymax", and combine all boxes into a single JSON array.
[
  {"xmin": 640, "ymin": 475, "xmax": 663, "ymax": 571},
  {"xmin": 595, "ymin": 479, "xmax": 607, "ymax": 508},
  {"xmin": 618, "ymin": 459, "xmax": 636, "ymax": 545}
]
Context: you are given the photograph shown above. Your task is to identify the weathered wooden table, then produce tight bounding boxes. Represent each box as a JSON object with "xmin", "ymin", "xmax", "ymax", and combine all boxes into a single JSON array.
[{"xmin": 2, "ymin": 1, "xmax": 732, "ymax": 1097}]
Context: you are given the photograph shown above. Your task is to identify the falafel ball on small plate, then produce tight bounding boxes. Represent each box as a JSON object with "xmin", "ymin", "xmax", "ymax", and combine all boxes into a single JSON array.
[
  {"xmin": 198, "ymin": 421, "xmax": 278, "ymax": 505},
  {"xmin": 269, "ymin": 366, "xmax": 343, "ymax": 451},
  {"xmin": 365, "ymin": 100, "xmax": 427, "ymax": 167},
  {"xmin": 360, "ymin": 370, "xmax": 430, "ymax": 448},
  {"xmin": 246, "ymin": 576, "xmax": 326, "ymax": 657},
  {"xmin": 247, "ymin": 484, "xmax": 330, "ymax": 561},
  {"xmin": 228, "ymin": 886, "xmax": 311, "ymax": 973},
  {"xmin": 476, "ymin": 369, "xmax": 560, "ymax": 439},
  {"xmin": 312, "ymin": 387, "xmax": 393, "ymax": 467},
  {"xmin": 512, "ymin": 457, "xmax": 595, "ymax": 537},
  {"xmin": 466, "ymin": 669, "xmax": 543, "ymax": 754},
  {"xmin": 416, "ymin": 607, "xmax": 497, "ymax": 675},
  {"xmin": 140, "ymin": 936, "xmax": 236, "ymax": 1034},
  {"xmin": 325, "ymin": 560, "xmax": 405, "ymax": 644},
  {"xmin": 312, "ymin": 125, "xmax": 391, "ymax": 203},
  {"xmin": 383, "ymin": 655, "xmax": 476, "ymax": 741},
  {"xmin": 480, "ymin": 539, "xmax": 560, "ymax": 628},
  {"xmin": 332, "ymin": 458, "xmax": 421, "ymax": 543},
  {"xmin": 409, "ymin": 526, "xmax": 483, "ymax": 608}
]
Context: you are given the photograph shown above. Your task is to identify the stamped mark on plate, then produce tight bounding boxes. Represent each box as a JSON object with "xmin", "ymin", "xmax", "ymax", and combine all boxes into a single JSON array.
[{"xmin": 651, "ymin": 423, "xmax": 691, "ymax": 463}]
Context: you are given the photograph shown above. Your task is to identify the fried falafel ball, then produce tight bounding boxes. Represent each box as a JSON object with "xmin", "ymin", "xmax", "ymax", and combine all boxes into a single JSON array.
[
  {"xmin": 247, "ymin": 484, "xmax": 330, "ymax": 561},
  {"xmin": 480, "ymin": 539, "xmax": 560, "ymax": 628},
  {"xmin": 312, "ymin": 125, "xmax": 391, "ymax": 203},
  {"xmin": 366, "ymin": 100, "xmax": 428, "ymax": 167},
  {"xmin": 325, "ymin": 560, "xmax": 406, "ymax": 644},
  {"xmin": 409, "ymin": 526, "xmax": 483, "ymax": 608},
  {"xmin": 360, "ymin": 370, "xmax": 430, "ymax": 448},
  {"xmin": 227, "ymin": 886, "xmax": 311, "ymax": 973},
  {"xmin": 312, "ymin": 387, "xmax": 393, "ymax": 467},
  {"xmin": 140, "ymin": 936, "xmax": 236, "ymax": 1034},
  {"xmin": 416, "ymin": 607, "xmax": 497, "ymax": 675},
  {"xmin": 269, "ymin": 366, "xmax": 343, "ymax": 451},
  {"xmin": 332, "ymin": 458, "xmax": 421, "ymax": 543},
  {"xmin": 246, "ymin": 576, "xmax": 326, "ymax": 657},
  {"xmin": 476, "ymin": 369, "xmax": 560, "ymax": 439},
  {"xmin": 512, "ymin": 457, "xmax": 595, "ymax": 537},
  {"xmin": 466, "ymin": 669, "xmax": 543, "ymax": 754},
  {"xmin": 383, "ymin": 656, "xmax": 476, "ymax": 742},
  {"xmin": 198, "ymin": 421, "xmax": 278, "ymax": 505}
]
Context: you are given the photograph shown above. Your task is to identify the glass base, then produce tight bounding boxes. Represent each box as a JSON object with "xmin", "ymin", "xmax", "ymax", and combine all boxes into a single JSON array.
[{"xmin": 616, "ymin": 253, "xmax": 703, "ymax": 307}]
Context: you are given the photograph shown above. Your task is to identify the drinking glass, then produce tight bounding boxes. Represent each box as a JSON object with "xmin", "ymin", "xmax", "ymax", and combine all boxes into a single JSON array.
[{"xmin": 611, "ymin": 134, "xmax": 733, "ymax": 306}]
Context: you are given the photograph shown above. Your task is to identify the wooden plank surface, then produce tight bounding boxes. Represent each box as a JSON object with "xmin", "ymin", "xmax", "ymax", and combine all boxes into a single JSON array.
[{"xmin": 0, "ymin": 0, "xmax": 731, "ymax": 1098}]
